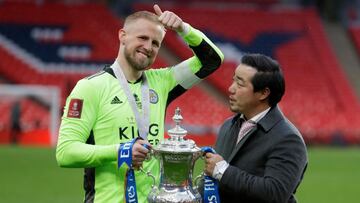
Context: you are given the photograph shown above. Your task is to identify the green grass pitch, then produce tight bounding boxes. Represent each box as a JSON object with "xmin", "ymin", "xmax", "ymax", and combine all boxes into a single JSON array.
[{"xmin": 1, "ymin": 145, "xmax": 359, "ymax": 203}]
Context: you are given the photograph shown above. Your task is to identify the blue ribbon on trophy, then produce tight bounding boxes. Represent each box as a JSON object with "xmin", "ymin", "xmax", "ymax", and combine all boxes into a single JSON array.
[
  {"xmin": 118, "ymin": 138, "xmax": 139, "ymax": 203},
  {"xmin": 201, "ymin": 146, "xmax": 221, "ymax": 203}
]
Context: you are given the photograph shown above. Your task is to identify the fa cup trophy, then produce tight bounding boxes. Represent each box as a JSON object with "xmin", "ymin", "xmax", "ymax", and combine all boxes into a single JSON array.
[{"xmin": 147, "ymin": 107, "xmax": 203, "ymax": 203}]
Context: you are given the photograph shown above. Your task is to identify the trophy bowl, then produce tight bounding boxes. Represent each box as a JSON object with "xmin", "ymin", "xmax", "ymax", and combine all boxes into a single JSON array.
[{"xmin": 147, "ymin": 107, "xmax": 203, "ymax": 203}]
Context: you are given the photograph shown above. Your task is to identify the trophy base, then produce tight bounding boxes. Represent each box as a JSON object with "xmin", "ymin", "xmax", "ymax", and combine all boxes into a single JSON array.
[{"xmin": 148, "ymin": 186, "xmax": 202, "ymax": 203}]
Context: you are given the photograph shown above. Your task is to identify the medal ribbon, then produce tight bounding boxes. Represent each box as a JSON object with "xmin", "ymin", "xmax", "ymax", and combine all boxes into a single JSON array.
[
  {"xmin": 112, "ymin": 61, "xmax": 150, "ymax": 140},
  {"xmin": 201, "ymin": 146, "xmax": 221, "ymax": 203},
  {"xmin": 118, "ymin": 138, "xmax": 141, "ymax": 203}
]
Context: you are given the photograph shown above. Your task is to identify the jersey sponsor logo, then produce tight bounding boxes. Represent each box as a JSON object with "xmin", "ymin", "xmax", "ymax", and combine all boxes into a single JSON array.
[
  {"xmin": 67, "ymin": 98, "xmax": 83, "ymax": 118},
  {"xmin": 149, "ymin": 89, "xmax": 158, "ymax": 104},
  {"xmin": 111, "ymin": 96, "xmax": 123, "ymax": 104},
  {"xmin": 118, "ymin": 123, "xmax": 160, "ymax": 145}
]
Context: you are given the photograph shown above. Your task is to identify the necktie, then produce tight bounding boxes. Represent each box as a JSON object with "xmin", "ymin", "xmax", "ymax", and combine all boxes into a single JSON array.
[{"xmin": 237, "ymin": 119, "xmax": 256, "ymax": 144}]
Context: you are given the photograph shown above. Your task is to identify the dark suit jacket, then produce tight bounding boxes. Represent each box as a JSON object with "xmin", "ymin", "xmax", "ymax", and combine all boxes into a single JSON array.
[{"xmin": 215, "ymin": 106, "xmax": 307, "ymax": 203}]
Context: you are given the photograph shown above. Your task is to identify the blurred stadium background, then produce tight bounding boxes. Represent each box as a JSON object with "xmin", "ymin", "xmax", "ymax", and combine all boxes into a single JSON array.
[{"xmin": 0, "ymin": 0, "xmax": 360, "ymax": 202}]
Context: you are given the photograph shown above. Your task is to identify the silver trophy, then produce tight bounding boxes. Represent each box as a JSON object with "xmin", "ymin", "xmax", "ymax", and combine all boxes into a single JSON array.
[{"xmin": 147, "ymin": 107, "xmax": 203, "ymax": 203}]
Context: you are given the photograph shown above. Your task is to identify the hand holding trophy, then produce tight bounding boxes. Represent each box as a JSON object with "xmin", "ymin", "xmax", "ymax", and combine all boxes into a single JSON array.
[{"xmin": 145, "ymin": 107, "xmax": 220, "ymax": 203}]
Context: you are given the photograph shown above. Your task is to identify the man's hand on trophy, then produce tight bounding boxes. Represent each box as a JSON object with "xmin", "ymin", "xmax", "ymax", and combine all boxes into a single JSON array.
[
  {"xmin": 204, "ymin": 153, "xmax": 224, "ymax": 176},
  {"xmin": 132, "ymin": 139, "xmax": 152, "ymax": 170},
  {"xmin": 153, "ymin": 4, "xmax": 186, "ymax": 33}
]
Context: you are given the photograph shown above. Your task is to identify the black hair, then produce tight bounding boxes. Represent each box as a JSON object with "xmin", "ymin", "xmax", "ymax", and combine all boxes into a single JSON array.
[{"xmin": 241, "ymin": 53, "xmax": 285, "ymax": 107}]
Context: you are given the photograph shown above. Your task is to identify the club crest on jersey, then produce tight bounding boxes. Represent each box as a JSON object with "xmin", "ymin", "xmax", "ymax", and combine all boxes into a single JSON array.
[
  {"xmin": 149, "ymin": 89, "xmax": 158, "ymax": 104},
  {"xmin": 67, "ymin": 98, "xmax": 83, "ymax": 118}
]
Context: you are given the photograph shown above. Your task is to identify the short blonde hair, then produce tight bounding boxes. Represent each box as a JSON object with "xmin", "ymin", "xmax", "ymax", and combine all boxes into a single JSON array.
[{"xmin": 124, "ymin": 11, "xmax": 164, "ymax": 30}]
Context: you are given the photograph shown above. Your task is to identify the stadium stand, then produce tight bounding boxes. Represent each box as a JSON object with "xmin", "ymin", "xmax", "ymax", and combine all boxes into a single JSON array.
[
  {"xmin": 165, "ymin": 86, "xmax": 232, "ymax": 146},
  {"xmin": 135, "ymin": 3, "xmax": 360, "ymax": 144},
  {"xmin": 0, "ymin": 2, "xmax": 121, "ymax": 104},
  {"xmin": 349, "ymin": 24, "xmax": 360, "ymax": 56},
  {"xmin": 0, "ymin": 95, "xmax": 51, "ymax": 144},
  {"xmin": 0, "ymin": 98, "xmax": 12, "ymax": 143},
  {"xmin": 0, "ymin": 1, "xmax": 359, "ymax": 145},
  {"xmin": 0, "ymin": 2, "xmax": 119, "ymax": 144},
  {"xmin": 0, "ymin": 1, "xmax": 232, "ymax": 145}
]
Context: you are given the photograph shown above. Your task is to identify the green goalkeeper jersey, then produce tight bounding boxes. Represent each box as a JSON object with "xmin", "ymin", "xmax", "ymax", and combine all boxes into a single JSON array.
[{"xmin": 56, "ymin": 25, "xmax": 223, "ymax": 203}]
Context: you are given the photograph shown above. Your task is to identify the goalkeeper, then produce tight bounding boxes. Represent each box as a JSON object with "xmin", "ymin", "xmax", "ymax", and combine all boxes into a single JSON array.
[{"xmin": 56, "ymin": 4, "xmax": 224, "ymax": 203}]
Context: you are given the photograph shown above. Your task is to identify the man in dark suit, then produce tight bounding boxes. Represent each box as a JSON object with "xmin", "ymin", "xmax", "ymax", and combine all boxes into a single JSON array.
[{"xmin": 204, "ymin": 53, "xmax": 308, "ymax": 203}]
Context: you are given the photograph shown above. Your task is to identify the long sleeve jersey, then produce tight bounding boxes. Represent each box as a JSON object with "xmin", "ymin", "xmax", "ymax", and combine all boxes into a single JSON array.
[{"xmin": 56, "ymin": 25, "xmax": 224, "ymax": 203}]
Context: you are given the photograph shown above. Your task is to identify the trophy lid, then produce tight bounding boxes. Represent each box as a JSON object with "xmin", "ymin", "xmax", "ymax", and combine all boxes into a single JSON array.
[
  {"xmin": 155, "ymin": 107, "xmax": 200, "ymax": 153},
  {"xmin": 167, "ymin": 107, "xmax": 187, "ymax": 140}
]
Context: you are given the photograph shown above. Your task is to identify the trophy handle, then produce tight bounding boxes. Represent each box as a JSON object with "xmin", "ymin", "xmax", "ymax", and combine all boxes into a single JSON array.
[
  {"xmin": 192, "ymin": 150, "xmax": 205, "ymax": 191},
  {"xmin": 140, "ymin": 167, "xmax": 156, "ymax": 188},
  {"xmin": 193, "ymin": 172, "xmax": 205, "ymax": 191},
  {"xmin": 140, "ymin": 145, "xmax": 157, "ymax": 187}
]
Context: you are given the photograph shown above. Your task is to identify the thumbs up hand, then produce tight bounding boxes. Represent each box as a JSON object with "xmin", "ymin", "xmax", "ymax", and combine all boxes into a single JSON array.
[{"xmin": 153, "ymin": 4, "xmax": 186, "ymax": 33}]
